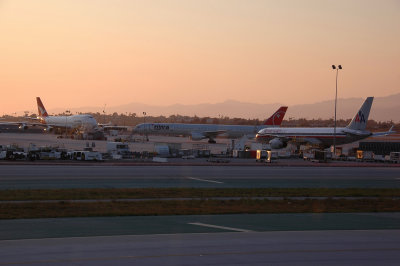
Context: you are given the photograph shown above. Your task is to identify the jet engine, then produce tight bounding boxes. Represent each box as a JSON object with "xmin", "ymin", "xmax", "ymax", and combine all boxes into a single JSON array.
[
  {"xmin": 269, "ymin": 138, "xmax": 287, "ymax": 149},
  {"xmin": 18, "ymin": 124, "xmax": 28, "ymax": 130},
  {"xmin": 190, "ymin": 132, "xmax": 205, "ymax": 141}
]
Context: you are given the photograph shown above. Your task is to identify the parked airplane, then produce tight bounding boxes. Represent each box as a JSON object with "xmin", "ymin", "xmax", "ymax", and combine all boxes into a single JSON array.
[
  {"xmin": 1, "ymin": 97, "xmax": 100, "ymax": 134},
  {"xmin": 256, "ymin": 97, "xmax": 395, "ymax": 148},
  {"xmin": 134, "ymin": 106, "xmax": 288, "ymax": 143},
  {"xmin": 34, "ymin": 97, "xmax": 100, "ymax": 133}
]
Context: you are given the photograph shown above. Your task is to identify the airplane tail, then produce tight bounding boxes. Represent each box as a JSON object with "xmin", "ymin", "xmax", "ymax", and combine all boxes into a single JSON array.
[
  {"xmin": 36, "ymin": 97, "xmax": 48, "ymax": 117},
  {"xmin": 263, "ymin": 106, "xmax": 288, "ymax": 126},
  {"xmin": 346, "ymin": 97, "xmax": 374, "ymax": 131}
]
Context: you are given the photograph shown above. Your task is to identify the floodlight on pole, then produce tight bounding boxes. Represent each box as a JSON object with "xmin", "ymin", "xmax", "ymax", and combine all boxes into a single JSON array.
[
  {"xmin": 65, "ymin": 110, "xmax": 70, "ymax": 138},
  {"xmin": 332, "ymin": 64, "xmax": 342, "ymax": 157},
  {"xmin": 143, "ymin": 112, "xmax": 148, "ymax": 141}
]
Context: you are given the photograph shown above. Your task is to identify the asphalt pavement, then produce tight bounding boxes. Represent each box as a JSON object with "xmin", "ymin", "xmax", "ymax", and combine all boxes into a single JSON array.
[
  {"xmin": 0, "ymin": 165, "xmax": 399, "ymax": 189},
  {"xmin": 1, "ymin": 228, "xmax": 400, "ymax": 265}
]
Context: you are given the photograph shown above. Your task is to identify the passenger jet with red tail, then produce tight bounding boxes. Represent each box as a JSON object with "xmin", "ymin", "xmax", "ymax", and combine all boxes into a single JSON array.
[{"xmin": 134, "ymin": 106, "xmax": 288, "ymax": 143}]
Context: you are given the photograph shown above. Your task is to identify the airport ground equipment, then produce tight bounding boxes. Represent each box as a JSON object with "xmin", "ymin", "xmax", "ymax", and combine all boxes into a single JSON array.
[
  {"xmin": 72, "ymin": 148, "xmax": 102, "ymax": 161},
  {"xmin": 357, "ymin": 150, "xmax": 374, "ymax": 162},
  {"xmin": 106, "ymin": 142, "xmax": 132, "ymax": 159},
  {"xmin": 359, "ymin": 141, "xmax": 400, "ymax": 156},
  {"xmin": 390, "ymin": 152, "xmax": 400, "ymax": 163},
  {"xmin": 0, "ymin": 144, "xmax": 27, "ymax": 160}
]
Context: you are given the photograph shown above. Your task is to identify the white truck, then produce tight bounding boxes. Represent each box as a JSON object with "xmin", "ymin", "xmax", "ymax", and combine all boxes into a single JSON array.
[{"xmin": 72, "ymin": 148, "xmax": 102, "ymax": 161}]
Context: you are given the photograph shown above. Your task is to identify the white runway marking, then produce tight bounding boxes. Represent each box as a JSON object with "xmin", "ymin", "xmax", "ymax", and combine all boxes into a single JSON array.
[
  {"xmin": 188, "ymin": 222, "xmax": 253, "ymax": 232},
  {"xmin": 187, "ymin": 177, "xmax": 224, "ymax": 184}
]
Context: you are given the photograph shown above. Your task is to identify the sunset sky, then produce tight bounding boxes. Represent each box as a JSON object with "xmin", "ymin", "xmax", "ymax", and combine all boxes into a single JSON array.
[{"xmin": 1, "ymin": 0, "xmax": 399, "ymax": 115}]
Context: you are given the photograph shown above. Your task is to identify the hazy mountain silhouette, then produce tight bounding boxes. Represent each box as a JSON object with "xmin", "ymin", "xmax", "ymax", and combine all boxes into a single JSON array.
[{"xmin": 49, "ymin": 93, "xmax": 400, "ymax": 122}]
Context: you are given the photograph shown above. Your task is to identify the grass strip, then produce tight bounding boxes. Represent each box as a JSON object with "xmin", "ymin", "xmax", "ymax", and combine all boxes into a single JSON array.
[
  {"xmin": 1, "ymin": 198, "xmax": 400, "ymax": 219},
  {"xmin": 1, "ymin": 188, "xmax": 400, "ymax": 201}
]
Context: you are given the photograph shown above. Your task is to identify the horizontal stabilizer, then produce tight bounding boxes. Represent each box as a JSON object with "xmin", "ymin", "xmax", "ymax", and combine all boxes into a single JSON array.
[{"xmin": 372, "ymin": 126, "xmax": 396, "ymax": 137}]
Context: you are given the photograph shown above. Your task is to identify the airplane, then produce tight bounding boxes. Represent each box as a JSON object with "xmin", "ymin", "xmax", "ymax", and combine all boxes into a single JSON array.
[
  {"xmin": 133, "ymin": 106, "xmax": 288, "ymax": 143},
  {"xmin": 34, "ymin": 97, "xmax": 100, "ymax": 133},
  {"xmin": 0, "ymin": 97, "xmax": 100, "ymax": 134},
  {"xmin": 256, "ymin": 97, "xmax": 395, "ymax": 149}
]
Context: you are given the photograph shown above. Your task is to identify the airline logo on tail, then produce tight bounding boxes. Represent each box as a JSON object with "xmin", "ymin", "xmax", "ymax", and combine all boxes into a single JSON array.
[
  {"xmin": 346, "ymin": 97, "xmax": 373, "ymax": 131},
  {"xmin": 36, "ymin": 97, "xmax": 48, "ymax": 117},
  {"xmin": 264, "ymin": 106, "xmax": 288, "ymax": 126},
  {"xmin": 355, "ymin": 111, "xmax": 366, "ymax": 124}
]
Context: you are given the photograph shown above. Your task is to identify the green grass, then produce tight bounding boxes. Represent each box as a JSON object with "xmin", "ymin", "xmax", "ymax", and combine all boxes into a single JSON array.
[
  {"xmin": 1, "ymin": 188, "xmax": 400, "ymax": 201},
  {"xmin": 2, "ymin": 188, "xmax": 399, "ymax": 219},
  {"xmin": 1, "ymin": 198, "xmax": 400, "ymax": 219}
]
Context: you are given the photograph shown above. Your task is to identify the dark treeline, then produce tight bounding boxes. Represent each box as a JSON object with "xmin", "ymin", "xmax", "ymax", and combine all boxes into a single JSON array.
[
  {"xmin": 3, "ymin": 112, "xmax": 397, "ymax": 131},
  {"xmin": 83, "ymin": 112, "xmax": 400, "ymax": 131},
  {"xmin": 90, "ymin": 112, "xmax": 263, "ymax": 127}
]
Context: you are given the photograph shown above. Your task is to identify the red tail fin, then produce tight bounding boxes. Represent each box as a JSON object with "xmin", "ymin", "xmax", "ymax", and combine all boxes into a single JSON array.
[
  {"xmin": 36, "ymin": 97, "xmax": 48, "ymax": 117},
  {"xmin": 263, "ymin": 106, "xmax": 288, "ymax": 126}
]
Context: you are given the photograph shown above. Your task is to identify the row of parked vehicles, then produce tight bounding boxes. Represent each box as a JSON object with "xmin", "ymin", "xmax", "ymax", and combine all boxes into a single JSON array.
[
  {"xmin": 356, "ymin": 150, "xmax": 400, "ymax": 163},
  {"xmin": 299, "ymin": 148, "xmax": 400, "ymax": 163},
  {"xmin": 0, "ymin": 144, "xmax": 103, "ymax": 161},
  {"xmin": 0, "ymin": 142, "xmax": 159, "ymax": 162}
]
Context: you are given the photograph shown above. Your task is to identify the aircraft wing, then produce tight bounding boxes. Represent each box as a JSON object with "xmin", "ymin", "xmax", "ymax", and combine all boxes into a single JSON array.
[
  {"xmin": 0, "ymin": 121, "xmax": 45, "ymax": 130},
  {"xmin": 97, "ymin": 122, "xmax": 131, "ymax": 131},
  {"xmin": 0, "ymin": 121, "xmax": 20, "ymax": 126},
  {"xmin": 0, "ymin": 121, "xmax": 40, "ymax": 126},
  {"xmin": 102, "ymin": 125, "xmax": 131, "ymax": 130},
  {"xmin": 203, "ymin": 130, "xmax": 227, "ymax": 138},
  {"xmin": 98, "ymin": 122, "xmax": 112, "ymax": 127},
  {"xmin": 274, "ymin": 135, "xmax": 321, "ymax": 144},
  {"xmin": 257, "ymin": 132, "xmax": 321, "ymax": 147},
  {"xmin": 300, "ymin": 137, "xmax": 322, "ymax": 145},
  {"xmin": 0, "ymin": 121, "xmax": 69, "ymax": 129},
  {"xmin": 101, "ymin": 125, "xmax": 132, "ymax": 133}
]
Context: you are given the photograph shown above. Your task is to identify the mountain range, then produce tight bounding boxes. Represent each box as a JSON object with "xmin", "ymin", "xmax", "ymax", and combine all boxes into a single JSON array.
[{"xmin": 49, "ymin": 93, "xmax": 400, "ymax": 122}]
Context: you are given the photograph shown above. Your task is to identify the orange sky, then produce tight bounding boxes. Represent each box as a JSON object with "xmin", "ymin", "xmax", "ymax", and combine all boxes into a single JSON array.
[{"xmin": 0, "ymin": 0, "xmax": 399, "ymax": 115}]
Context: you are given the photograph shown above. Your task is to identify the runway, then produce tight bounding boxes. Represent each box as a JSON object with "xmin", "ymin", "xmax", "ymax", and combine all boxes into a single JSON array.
[
  {"xmin": 0, "ymin": 165, "xmax": 399, "ymax": 189},
  {"xmin": 1, "ymin": 229, "xmax": 400, "ymax": 265},
  {"xmin": 1, "ymin": 213, "xmax": 400, "ymax": 240},
  {"xmin": 1, "ymin": 164, "xmax": 400, "ymax": 265}
]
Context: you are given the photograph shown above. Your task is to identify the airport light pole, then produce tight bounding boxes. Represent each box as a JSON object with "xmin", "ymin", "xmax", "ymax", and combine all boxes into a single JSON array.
[
  {"xmin": 143, "ymin": 112, "xmax": 148, "ymax": 141},
  {"xmin": 65, "ymin": 110, "xmax": 70, "ymax": 138},
  {"xmin": 331, "ymin": 65, "xmax": 342, "ymax": 157},
  {"xmin": 102, "ymin": 104, "xmax": 106, "ymax": 125}
]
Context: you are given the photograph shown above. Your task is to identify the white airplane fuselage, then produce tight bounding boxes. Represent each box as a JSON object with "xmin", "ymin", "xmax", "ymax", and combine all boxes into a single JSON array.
[
  {"xmin": 256, "ymin": 127, "xmax": 372, "ymax": 147},
  {"xmin": 135, "ymin": 123, "xmax": 278, "ymax": 140},
  {"xmin": 40, "ymin": 114, "xmax": 98, "ymax": 132}
]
